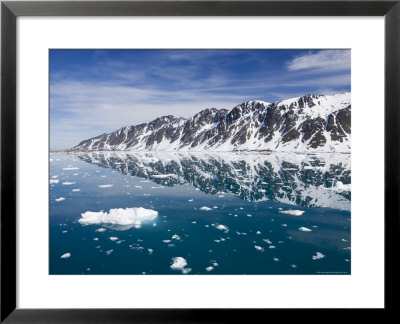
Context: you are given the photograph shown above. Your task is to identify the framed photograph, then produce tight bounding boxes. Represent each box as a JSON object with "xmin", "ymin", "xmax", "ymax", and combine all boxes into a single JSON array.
[{"xmin": 1, "ymin": 0, "xmax": 399, "ymax": 322}]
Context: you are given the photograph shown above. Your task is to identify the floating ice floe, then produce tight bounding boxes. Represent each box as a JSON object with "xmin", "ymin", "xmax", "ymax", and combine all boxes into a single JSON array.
[
  {"xmin": 170, "ymin": 257, "xmax": 191, "ymax": 274},
  {"xmin": 200, "ymin": 206, "xmax": 213, "ymax": 211},
  {"xmin": 62, "ymin": 230, "xmax": 67, "ymax": 234},
  {"xmin": 109, "ymin": 237, "xmax": 119, "ymax": 241},
  {"xmin": 273, "ymin": 258, "xmax": 280, "ymax": 262},
  {"xmin": 188, "ymin": 199, "xmax": 194, "ymax": 202},
  {"xmin": 79, "ymin": 207, "xmax": 158, "ymax": 228},
  {"xmin": 269, "ymin": 246, "xmax": 276, "ymax": 249},
  {"xmin": 52, "ymin": 175, "xmax": 59, "ymax": 178},
  {"xmin": 312, "ymin": 252, "xmax": 325, "ymax": 260},
  {"xmin": 49, "ymin": 179, "xmax": 59, "ymax": 184},
  {"xmin": 279, "ymin": 210, "xmax": 305, "ymax": 216},
  {"xmin": 206, "ymin": 266, "xmax": 214, "ymax": 272},
  {"xmin": 62, "ymin": 182, "xmax": 76, "ymax": 185},
  {"xmin": 72, "ymin": 189, "xmax": 81, "ymax": 192},
  {"xmin": 254, "ymin": 246, "xmax": 264, "ymax": 252},
  {"xmin": 55, "ymin": 197, "xmax": 65, "ymax": 202},
  {"xmin": 78, "ymin": 207, "xmax": 158, "ymax": 226},
  {"xmin": 298, "ymin": 227, "xmax": 312, "ymax": 232},
  {"xmin": 62, "ymin": 167, "xmax": 79, "ymax": 170},
  {"xmin": 93, "ymin": 238, "xmax": 99, "ymax": 241},
  {"xmin": 148, "ymin": 249, "xmax": 154, "ymax": 254},
  {"xmin": 106, "ymin": 249, "xmax": 113, "ymax": 255},
  {"xmin": 98, "ymin": 184, "xmax": 113, "ymax": 188},
  {"xmin": 256, "ymin": 231, "xmax": 261, "ymax": 234},
  {"xmin": 162, "ymin": 240, "xmax": 171, "ymax": 243},
  {"xmin": 213, "ymin": 224, "xmax": 229, "ymax": 233},
  {"xmin": 263, "ymin": 239, "xmax": 272, "ymax": 244},
  {"xmin": 60, "ymin": 253, "xmax": 71, "ymax": 259},
  {"xmin": 95, "ymin": 228, "xmax": 106, "ymax": 232},
  {"xmin": 172, "ymin": 234, "xmax": 181, "ymax": 241}
]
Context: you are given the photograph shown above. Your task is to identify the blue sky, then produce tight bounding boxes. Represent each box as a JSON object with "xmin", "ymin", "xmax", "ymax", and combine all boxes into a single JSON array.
[{"xmin": 50, "ymin": 49, "xmax": 350, "ymax": 150}]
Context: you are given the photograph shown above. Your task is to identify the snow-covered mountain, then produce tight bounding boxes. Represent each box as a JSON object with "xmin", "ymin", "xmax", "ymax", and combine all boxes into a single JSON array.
[
  {"xmin": 76, "ymin": 151, "xmax": 351, "ymax": 210},
  {"xmin": 72, "ymin": 92, "xmax": 351, "ymax": 152}
]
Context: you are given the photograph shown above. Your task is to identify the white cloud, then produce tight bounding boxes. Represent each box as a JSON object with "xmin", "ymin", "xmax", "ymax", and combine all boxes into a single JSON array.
[{"xmin": 287, "ymin": 50, "xmax": 350, "ymax": 72}]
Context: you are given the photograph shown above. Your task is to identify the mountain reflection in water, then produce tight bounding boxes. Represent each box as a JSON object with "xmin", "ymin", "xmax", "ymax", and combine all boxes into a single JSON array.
[{"xmin": 77, "ymin": 152, "xmax": 351, "ymax": 211}]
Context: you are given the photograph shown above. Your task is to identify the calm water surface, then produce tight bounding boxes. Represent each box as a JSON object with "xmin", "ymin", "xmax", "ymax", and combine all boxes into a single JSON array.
[{"xmin": 49, "ymin": 152, "xmax": 351, "ymax": 275}]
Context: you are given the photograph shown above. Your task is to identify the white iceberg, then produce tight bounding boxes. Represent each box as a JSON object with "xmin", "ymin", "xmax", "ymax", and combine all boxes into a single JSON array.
[
  {"xmin": 62, "ymin": 167, "xmax": 79, "ymax": 170},
  {"xmin": 299, "ymin": 227, "xmax": 312, "ymax": 232},
  {"xmin": 72, "ymin": 189, "xmax": 80, "ymax": 192},
  {"xmin": 279, "ymin": 210, "xmax": 305, "ymax": 216},
  {"xmin": 60, "ymin": 253, "xmax": 71, "ymax": 259},
  {"xmin": 312, "ymin": 252, "xmax": 325, "ymax": 260},
  {"xmin": 79, "ymin": 207, "xmax": 158, "ymax": 228},
  {"xmin": 49, "ymin": 179, "xmax": 59, "ymax": 184},
  {"xmin": 109, "ymin": 237, "xmax": 119, "ymax": 241},
  {"xmin": 55, "ymin": 197, "xmax": 65, "ymax": 202},
  {"xmin": 170, "ymin": 257, "xmax": 187, "ymax": 270},
  {"xmin": 62, "ymin": 182, "xmax": 76, "ymax": 185},
  {"xmin": 200, "ymin": 206, "xmax": 212, "ymax": 211},
  {"xmin": 254, "ymin": 246, "xmax": 264, "ymax": 252},
  {"xmin": 98, "ymin": 184, "xmax": 113, "ymax": 188}
]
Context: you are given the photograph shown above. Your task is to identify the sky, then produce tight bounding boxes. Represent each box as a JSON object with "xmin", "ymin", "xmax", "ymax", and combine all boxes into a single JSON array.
[{"xmin": 50, "ymin": 49, "xmax": 351, "ymax": 150}]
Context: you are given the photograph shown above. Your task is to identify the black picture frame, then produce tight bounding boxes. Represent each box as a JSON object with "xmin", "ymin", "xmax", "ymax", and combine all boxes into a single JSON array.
[{"xmin": 1, "ymin": 0, "xmax": 399, "ymax": 322}]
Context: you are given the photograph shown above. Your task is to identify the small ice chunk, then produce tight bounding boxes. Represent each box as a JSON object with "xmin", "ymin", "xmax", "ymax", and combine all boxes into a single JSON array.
[
  {"xmin": 163, "ymin": 240, "xmax": 171, "ymax": 243},
  {"xmin": 95, "ymin": 228, "xmax": 106, "ymax": 232},
  {"xmin": 49, "ymin": 179, "xmax": 59, "ymax": 184},
  {"xmin": 60, "ymin": 253, "xmax": 71, "ymax": 259},
  {"xmin": 213, "ymin": 206, "xmax": 218, "ymax": 209},
  {"xmin": 72, "ymin": 189, "xmax": 80, "ymax": 192},
  {"xmin": 62, "ymin": 230, "xmax": 67, "ymax": 234},
  {"xmin": 263, "ymin": 239, "xmax": 272, "ymax": 244},
  {"xmin": 182, "ymin": 268, "xmax": 192, "ymax": 274},
  {"xmin": 62, "ymin": 182, "xmax": 76, "ymax": 185},
  {"xmin": 247, "ymin": 214, "xmax": 252, "ymax": 217},
  {"xmin": 55, "ymin": 197, "xmax": 65, "ymax": 202},
  {"xmin": 93, "ymin": 238, "xmax": 98, "ymax": 241},
  {"xmin": 170, "ymin": 257, "xmax": 188, "ymax": 270},
  {"xmin": 312, "ymin": 252, "xmax": 325, "ymax": 260},
  {"xmin": 291, "ymin": 264, "xmax": 297, "ymax": 268},
  {"xmin": 188, "ymin": 199, "xmax": 194, "ymax": 202},
  {"xmin": 254, "ymin": 246, "xmax": 264, "ymax": 252},
  {"xmin": 206, "ymin": 266, "xmax": 214, "ymax": 272},
  {"xmin": 273, "ymin": 258, "xmax": 280, "ymax": 262},
  {"xmin": 269, "ymin": 245, "xmax": 276, "ymax": 249},
  {"xmin": 62, "ymin": 167, "xmax": 79, "ymax": 170},
  {"xmin": 98, "ymin": 184, "xmax": 113, "ymax": 188},
  {"xmin": 200, "ymin": 206, "xmax": 212, "ymax": 211},
  {"xmin": 52, "ymin": 175, "xmax": 59, "ymax": 178},
  {"xmin": 299, "ymin": 227, "xmax": 312, "ymax": 232},
  {"xmin": 148, "ymin": 249, "xmax": 154, "ymax": 254},
  {"xmin": 279, "ymin": 210, "xmax": 305, "ymax": 216},
  {"xmin": 106, "ymin": 249, "xmax": 113, "ymax": 255},
  {"xmin": 172, "ymin": 234, "xmax": 181, "ymax": 241},
  {"xmin": 214, "ymin": 224, "xmax": 229, "ymax": 232},
  {"xmin": 109, "ymin": 237, "xmax": 119, "ymax": 241},
  {"xmin": 256, "ymin": 231, "xmax": 261, "ymax": 234}
]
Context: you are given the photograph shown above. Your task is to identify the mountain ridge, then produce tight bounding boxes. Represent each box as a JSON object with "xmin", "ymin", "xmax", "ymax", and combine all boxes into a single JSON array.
[{"xmin": 73, "ymin": 92, "xmax": 351, "ymax": 152}]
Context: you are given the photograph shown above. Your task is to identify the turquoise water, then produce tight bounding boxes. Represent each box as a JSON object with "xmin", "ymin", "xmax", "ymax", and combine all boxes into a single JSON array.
[{"xmin": 49, "ymin": 152, "xmax": 351, "ymax": 275}]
